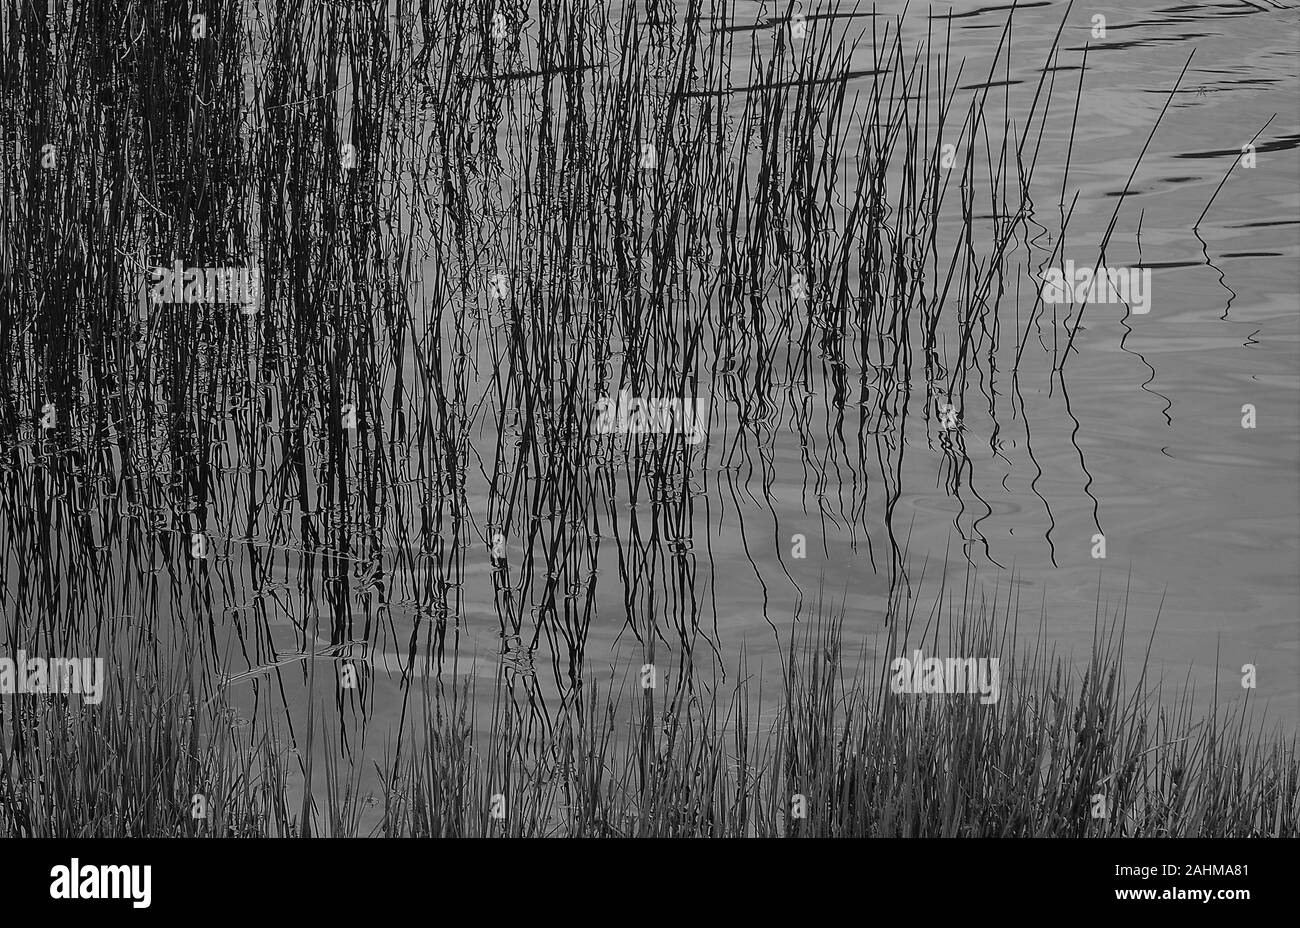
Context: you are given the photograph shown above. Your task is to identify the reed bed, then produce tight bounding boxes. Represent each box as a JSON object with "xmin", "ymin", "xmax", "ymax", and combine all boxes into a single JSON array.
[
  {"xmin": 0, "ymin": 0, "xmax": 1288, "ymax": 836},
  {"xmin": 1, "ymin": 578, "xmax": 1295, "ymax": 837}
]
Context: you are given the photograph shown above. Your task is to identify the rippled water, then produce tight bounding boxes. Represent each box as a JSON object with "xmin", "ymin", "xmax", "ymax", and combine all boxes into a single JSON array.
[
  {"xmin": 421, "ymin": 0, "xmax": 1300, "ymax": 725},
  {"xmin": 2, "ymin": 0, "xmax": 1296, "ymax": 775},
  {"xmin": 859, "ymin": 0, "xmax": 1300, "ymax": 723}
]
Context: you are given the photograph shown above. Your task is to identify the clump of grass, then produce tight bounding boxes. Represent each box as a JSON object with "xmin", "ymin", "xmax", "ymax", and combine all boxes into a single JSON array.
[
  {"xmin": 3, "ymin": 579, "xmax": 1293, "ymax": 837},
  {"xmin": 0, "ymin": 641, "xmax": 298, "ymax": 837}
]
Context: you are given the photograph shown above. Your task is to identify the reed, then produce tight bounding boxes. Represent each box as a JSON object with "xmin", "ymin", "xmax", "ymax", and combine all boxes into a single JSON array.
[
  {"xmin": 1, "ymin": 576, "xmax": 1294, "ymax": 837},
  {"xmin": 0, "ymin": 0, "xmax": 1289, "ymax": 838}
]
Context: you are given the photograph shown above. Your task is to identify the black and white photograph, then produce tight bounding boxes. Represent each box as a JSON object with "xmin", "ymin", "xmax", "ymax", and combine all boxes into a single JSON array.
[{"xmin": 0, "ymin": 0, "xmax": 1296, "ymax": 912}]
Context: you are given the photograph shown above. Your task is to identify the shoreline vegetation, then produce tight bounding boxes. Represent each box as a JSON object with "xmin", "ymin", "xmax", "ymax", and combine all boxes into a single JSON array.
[
  {"xmin": 1, "ymin": 585, "xmax": 1296, "ymax": 837},
  {"xmin": 1, "ymin": 0, "xmax": 1293, "ymax": 837}
]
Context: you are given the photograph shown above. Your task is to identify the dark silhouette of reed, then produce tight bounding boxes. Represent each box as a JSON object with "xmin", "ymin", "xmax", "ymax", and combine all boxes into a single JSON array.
[{"xmin": 0, "ymin": 0, "xmax": 1291, "ymax": 837}]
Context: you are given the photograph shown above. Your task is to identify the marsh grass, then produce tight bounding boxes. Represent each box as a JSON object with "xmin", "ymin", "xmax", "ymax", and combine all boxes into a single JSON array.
[
  {"xmin": 0, "ymin": 0, "xmax": 1292, "ymax": 837},
  {"xmin": 1, "ymin": 575, "xmax": 1295, "ymax": 838},
  {"xmin": 2, "ymin": 0, "xmax": 1112, "ymax": 688}
]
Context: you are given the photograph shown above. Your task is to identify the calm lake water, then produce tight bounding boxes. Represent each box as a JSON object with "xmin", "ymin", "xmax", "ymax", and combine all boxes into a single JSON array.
[
  {"xmin": 2, "ymin": 1, "xmax": 1296, "ymax": 804},
  {"xmin": 353, "ymin": 0, "xmax": 1299, "ymax": 726}
]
